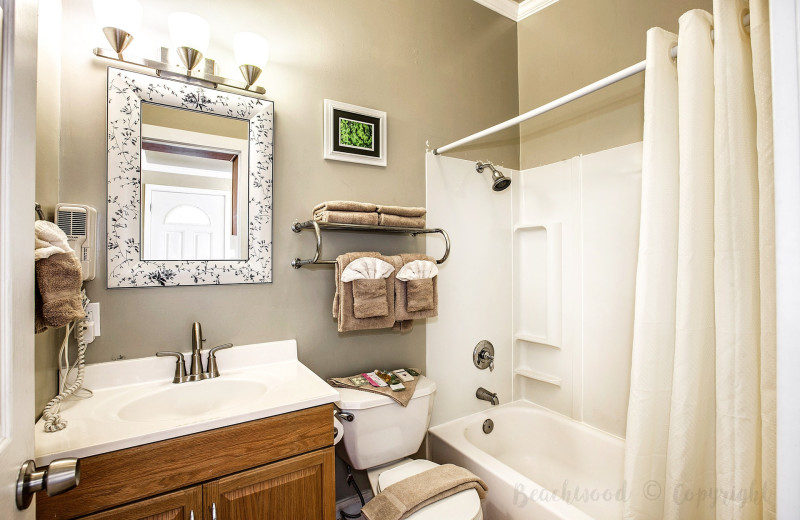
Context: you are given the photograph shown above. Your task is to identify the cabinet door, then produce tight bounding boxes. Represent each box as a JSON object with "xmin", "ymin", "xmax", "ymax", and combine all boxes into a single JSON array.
[
  {"xmin": 203, "ymin": 448, "xmax": 335, "ymax": 520},
  {"xmin": 77, "ymin": 486, "xmax": 202, "ymax": 520}
]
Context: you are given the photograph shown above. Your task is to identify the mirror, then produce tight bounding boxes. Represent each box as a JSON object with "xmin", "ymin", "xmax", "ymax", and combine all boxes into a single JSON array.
[
  {"xmin": 107, "ymin": 68, "xmax": 274, "ymax": 287},
  {"xmin": 140, "ymin": 104, "xmax": 249, "ymax": 261}
]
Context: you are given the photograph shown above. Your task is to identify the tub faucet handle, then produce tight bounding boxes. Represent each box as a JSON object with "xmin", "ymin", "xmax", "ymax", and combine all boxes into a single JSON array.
[{"xmin": 473, "ymin": 340, "xmax": 495, "ymax": 372}]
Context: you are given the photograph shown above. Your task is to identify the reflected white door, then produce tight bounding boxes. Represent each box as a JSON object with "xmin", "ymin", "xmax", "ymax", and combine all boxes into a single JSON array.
[
  {"xmin": 144, "ymin": 186, "xmax": 228, "ymax": 260},
  {"xmin": 1, "ymin": 2, "xmax": 37, "ymax": 517}
]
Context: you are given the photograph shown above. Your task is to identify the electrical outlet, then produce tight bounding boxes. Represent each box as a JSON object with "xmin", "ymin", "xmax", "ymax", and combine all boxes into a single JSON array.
[{"xmin": 86, "ymin": 302, "xmax": 101, "ymax": 337}]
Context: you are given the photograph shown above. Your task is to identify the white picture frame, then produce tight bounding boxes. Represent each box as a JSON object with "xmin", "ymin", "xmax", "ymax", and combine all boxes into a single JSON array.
[{"xmin": 323, "ymin": 99, "xmax": 387, "ymax": 167}]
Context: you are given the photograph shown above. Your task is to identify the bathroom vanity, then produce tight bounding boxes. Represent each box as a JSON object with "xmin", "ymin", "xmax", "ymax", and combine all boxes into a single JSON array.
[{"xmin": 33, "ymin": 341, "xmax": 339, "ymax": 519}]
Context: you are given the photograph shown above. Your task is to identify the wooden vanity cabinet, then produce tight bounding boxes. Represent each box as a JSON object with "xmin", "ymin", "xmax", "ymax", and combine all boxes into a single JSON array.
[{"xmin": 36, "ymin": 405, "xmax": 336, "ymax": 520}]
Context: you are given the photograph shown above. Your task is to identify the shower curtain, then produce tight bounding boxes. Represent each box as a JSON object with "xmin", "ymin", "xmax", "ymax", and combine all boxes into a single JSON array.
[{"xmin": 623, "ymin": 0, "xmax": 775, "ymax": 519}]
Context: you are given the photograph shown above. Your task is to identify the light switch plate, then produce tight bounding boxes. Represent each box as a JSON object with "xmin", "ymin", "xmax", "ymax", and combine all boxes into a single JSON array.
[{"xmin": 86, "ymin": 302, "xmax": 100, "ymax": 337}]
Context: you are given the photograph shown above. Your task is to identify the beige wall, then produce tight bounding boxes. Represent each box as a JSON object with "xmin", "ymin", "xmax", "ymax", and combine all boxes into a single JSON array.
[
  {"xmin": 517, "ymin": 0, "xmax": 712, "ymax": 169},
  {"xmin": 38, "ymin": 0, "xmax": 518, "ymax": 419}
]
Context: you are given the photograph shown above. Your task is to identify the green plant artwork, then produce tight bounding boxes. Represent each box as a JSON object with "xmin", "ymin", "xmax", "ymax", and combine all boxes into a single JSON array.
[{"xmin": 339, "ymin": 118, "xmax": 374, "ymax": 149}]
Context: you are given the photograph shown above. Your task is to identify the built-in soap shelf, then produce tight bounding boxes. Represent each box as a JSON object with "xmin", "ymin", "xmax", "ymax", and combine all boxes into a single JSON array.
[
  {"xmin": 512, "ymin": 221, "xmax": 562, "ymax": 349},
  {"xmin": 514, "ymin": 366, "xmax": 562, "ymax": 387},
  {"xmin": 514, "ymin": 332, "xmax": 560, "ymax": 349}
]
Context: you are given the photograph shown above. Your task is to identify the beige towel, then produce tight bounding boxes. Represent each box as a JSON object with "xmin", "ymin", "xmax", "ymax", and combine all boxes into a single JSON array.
[
  {"xmin": 377, "ymin": 205, "xmax": 427, "ymax": 218},
  {"xmin": 393, "ymin": 254, "xmax": 438, "ymax": 322},
  {"xmin": 314, "ymin": 210, "xmax": 380, "ymax": 225},
  {"xmin": 353, "ymin": 279, "xmax": 390, "ymax": 318},
  {"xmin": 35, "ymin": 221, "xmax": 84, "ymax": 332},
  {"xmin": 328, "ymin": 370, "xmax": 421, "ymax": 407},
  {"xmin": 313, "ymin": 201, "xmax": 378, "ymax": 213},
  {"xmin": 334, "ymin": 252, "xmax": 396, "ymax": 332},
  {"xmin": 36, "ymin": 253, "xmax": 84, "ymax": 329},
  {"xmin": 361, "ymin": 464, "xmax": 488, "ymax": 520},
  {"xmin": 378, "ymin": 214, "xmax": 426, "ymax": 229}
]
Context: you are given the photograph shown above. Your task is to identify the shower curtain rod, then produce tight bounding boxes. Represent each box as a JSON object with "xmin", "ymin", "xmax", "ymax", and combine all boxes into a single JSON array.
[{"xmin": 432, "ymin": 14, "xmax": 750, "ymax": 156}]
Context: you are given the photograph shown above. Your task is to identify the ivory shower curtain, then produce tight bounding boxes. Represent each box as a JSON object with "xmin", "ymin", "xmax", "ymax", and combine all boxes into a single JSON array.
[{"xmin": 624, "ymin": 1, "xmax": 775, "ymax": 519}]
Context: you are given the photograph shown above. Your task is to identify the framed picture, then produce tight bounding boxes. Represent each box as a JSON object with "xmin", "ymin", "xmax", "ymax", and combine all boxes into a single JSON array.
[{"xmin": 324, "ymin": 99, "xmax": 387, "ymax": 167}]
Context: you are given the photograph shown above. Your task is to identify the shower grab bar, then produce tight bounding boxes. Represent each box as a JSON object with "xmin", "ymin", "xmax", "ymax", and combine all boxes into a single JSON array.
[
  {"xmin": 290, "ymin": 220, "xmax": 450, "ymax": 268},
  {"xmin": 432, "ymin": 13, "xmax": 750, "ymax": 156}
]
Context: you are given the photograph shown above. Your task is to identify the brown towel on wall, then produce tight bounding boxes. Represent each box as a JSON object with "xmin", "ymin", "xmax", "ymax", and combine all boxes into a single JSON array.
[
  {"xmin": 313, "ymin": 201, "xmax": 378, "ymax": 213},
  {"xmin": 393, "ymin": 254, "xmax": 438, "ymax": 322},
  {"xmin": 328, "ymin": 370, "xmax": 421, "ymax": 407},
  {"xmin": 334, "ymin": 252, "xmax": 396, "ymax": 332},
  {"xmin": 353, "ymin": 278, "xmax": 389, "ymax": 318},
  {"xmin": 360, "ymin": 464, "xmax": 488, "ymax": 520},
  {"xmin": 377, "ymin": 205, "xmax": 427, "ymax": 218},
  {"xmin": 314, "ymin": 210, "xmax": 380, "ymax": 226},
  {"xmin": 378, "ymin": 214, "xmax": 426, "ymax": 229},
  {"xmin": 36, "ymin": 252, "xmax": 84, "ymax": 329}
]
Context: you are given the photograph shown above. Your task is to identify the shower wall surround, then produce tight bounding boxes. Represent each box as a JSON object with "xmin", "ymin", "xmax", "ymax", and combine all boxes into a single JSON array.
[
  {"xmin": 426, "ymin": 143, "xmax": 641, "ymax": 438},
  {"xmin": 425, "ymin": 153, "xmax": 512, "ymax": 427},
  {"xmin": 513, "ymin": 142, "xmax": 642, "ymax": 438}
]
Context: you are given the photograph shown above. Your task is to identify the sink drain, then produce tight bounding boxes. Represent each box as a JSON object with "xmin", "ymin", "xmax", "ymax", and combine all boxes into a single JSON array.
[{"xmin": 482, "ymin": 419, "xmax": 494, "ymax": 434}]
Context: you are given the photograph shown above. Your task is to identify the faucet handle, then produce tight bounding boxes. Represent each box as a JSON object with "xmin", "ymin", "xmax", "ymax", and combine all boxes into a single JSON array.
[
  {"xmin": 156, "ymin": 351, "xmax": 187, "ymax": 384},
  {"xmin": 206, "ymin": 343, "xmax": 233, "ymax": 379}
]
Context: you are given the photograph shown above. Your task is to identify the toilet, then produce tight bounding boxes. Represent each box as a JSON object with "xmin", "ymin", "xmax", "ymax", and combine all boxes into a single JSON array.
[{"xmin": 335, "ymin": 376, "xmax": 483, "ymax": 520}]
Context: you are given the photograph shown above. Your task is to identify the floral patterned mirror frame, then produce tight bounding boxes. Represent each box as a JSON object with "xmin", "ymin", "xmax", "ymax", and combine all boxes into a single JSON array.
[{"xmin": 106, "ymin": 68, "xmax": 273, "ymax": 287}]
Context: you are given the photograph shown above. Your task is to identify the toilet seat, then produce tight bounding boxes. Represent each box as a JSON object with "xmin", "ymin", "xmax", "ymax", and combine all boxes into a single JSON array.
[{"xmin": 376, "ymin": 459, "xmax": 483, "ymax": 520}]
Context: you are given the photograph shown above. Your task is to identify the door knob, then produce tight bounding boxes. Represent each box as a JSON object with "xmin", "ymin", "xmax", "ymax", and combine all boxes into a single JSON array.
[{"xmin": 16, "ymin": 458, "xmax": 80, "ymax": 510}]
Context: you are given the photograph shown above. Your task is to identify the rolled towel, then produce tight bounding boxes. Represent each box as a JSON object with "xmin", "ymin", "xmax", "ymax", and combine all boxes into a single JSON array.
[
  {"xmin": 377, "ymin": 205, "xmax": 426, "ymax": 218},
  {"xmin": 314, "ymin": 210, "xmax": 380, "ymax": 226},
  {"xmin": 313, "ymin": 200, "xmax": 378, "ymax": 213},
  {"xmin": 378, "ymin": 214, "xmax": 426, "ymax": 229},
  {"xmin": 360, "ymin": 464, "xmax": 488, "ymax": 520}
]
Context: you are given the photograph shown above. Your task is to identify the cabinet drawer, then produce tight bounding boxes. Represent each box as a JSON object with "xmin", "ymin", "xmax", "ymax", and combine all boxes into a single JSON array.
[{"xmin": 37, "ymin": 404, "xmax": 333, "ymax": 519}]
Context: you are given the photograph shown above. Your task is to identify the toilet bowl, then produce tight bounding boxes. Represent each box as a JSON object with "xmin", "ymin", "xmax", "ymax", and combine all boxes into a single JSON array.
[{"xmin": 335, "ymin": 376, "xmax": 483, "ymax": 520}]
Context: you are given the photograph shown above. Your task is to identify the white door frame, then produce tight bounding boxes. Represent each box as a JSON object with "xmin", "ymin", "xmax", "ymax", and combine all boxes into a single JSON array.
[
  {"xmin": 0, "ymin": 0, "xmax": 39, "ymax": 517},
  {"xmin": 770, "ymin": 0, "xmax": 800, "ymax": 514}
]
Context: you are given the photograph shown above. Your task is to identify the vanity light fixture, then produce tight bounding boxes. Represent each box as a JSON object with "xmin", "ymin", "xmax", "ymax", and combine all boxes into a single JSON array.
[
  {"xmin": 92, "ymin": 0, "xmax": 142, "ymax": 58},
  {"xmin": 234, "ymin": 32, "xmax": 270, "ymax": 87},
  {"xmin": 91, "ymin": 6, "xmax": 267, "ymax": 94},
  {"xmin": 168, "ymin": 12, "xmax": 210, "ymax": 73}
]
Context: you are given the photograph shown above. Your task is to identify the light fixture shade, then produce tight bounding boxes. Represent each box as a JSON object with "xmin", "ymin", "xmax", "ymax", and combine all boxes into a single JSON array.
[
  {"xmin": 234, "ymin": 32, "xmax": 270, "ymax": 70},
  {"xmin": 92, "ymin": 0, "xmax": 142, "ymax": 35},
  {"xmin": 168, "ymin": 12, "xmax": 210, "ymax": 55}
]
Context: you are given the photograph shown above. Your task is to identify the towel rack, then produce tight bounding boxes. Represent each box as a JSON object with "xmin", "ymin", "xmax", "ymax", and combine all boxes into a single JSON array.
[{"xmin": 291, "ymin": 220, "xmax": 451, "ymax": 268}]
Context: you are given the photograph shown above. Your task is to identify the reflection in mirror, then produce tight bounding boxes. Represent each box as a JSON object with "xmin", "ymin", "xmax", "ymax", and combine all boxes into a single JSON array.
[{"xmin": 140, "ymin": 103, "xmax": 249, "ymax": 261}]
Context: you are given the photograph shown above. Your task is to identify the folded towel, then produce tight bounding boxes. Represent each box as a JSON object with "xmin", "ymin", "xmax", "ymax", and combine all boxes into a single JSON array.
[
  {"xmin": 314, "ymin": 210, "xmax": 380, "ymax": 226},
  {"xmin": 361, "ymin": 464, "xmax": 488, "ymax": 520},
  {"xmin": 328, "ymin": 370, "xmax": 421, "ymax": 407},
  {"xmin": 334, "ymin": 252, "xmax": 396, "ymax": 332},
  {"xmin": 35, "ymin": 221, "xmax": 84, "ymax": 331},
  {"xmin": 353, "ymin": 279, "xmax": 390, "ymax": 318},
  {"xmin": 378, "ymin": 214, "xmax": 426, "ymax": 229},
  {"xmin": 377, "ymin": 205, "xmax": 427, "ymax": 218},
  {"xmin": 393, "ymin": 254, "xmax": 438, "ymax": 321},
  {"xmin": 36, "ymin": 252, "xmax": 84, "ymax": 329},
  {"xmin": 313, "ymin": 200, "xmax": 378, "ymax": 213},
  {"xmin": 35, "ymin": 221, "xmax": 71, "ymax": 261}
]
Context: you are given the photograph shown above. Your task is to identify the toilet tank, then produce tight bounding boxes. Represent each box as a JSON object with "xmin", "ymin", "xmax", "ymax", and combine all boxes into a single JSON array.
[{"xmin": 335, "ymin": 376, "xmax": 436, "ymax": 470}]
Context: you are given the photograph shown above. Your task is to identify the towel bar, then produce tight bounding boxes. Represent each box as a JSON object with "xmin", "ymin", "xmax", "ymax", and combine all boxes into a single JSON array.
[{"xmin": 290, "ymin": 220, "xmax": 451, "ymax": 268}]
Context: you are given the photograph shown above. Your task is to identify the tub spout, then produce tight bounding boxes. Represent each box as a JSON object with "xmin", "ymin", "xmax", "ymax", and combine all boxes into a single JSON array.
[{"xmin": 476, "ymin": 387, "xmax": 499, "ymax": 406}]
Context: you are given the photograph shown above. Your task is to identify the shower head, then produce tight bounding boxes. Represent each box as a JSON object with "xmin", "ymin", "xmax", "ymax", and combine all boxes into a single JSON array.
[{"xmin": 476, "ymin": 161, "xmax": 511, "ymax": 192}]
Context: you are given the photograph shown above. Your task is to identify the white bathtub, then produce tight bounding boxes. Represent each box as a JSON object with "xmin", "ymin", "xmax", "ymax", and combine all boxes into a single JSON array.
[{"xmin": 428, "ymin": 400, "xmax": 625, "ymax": 519}]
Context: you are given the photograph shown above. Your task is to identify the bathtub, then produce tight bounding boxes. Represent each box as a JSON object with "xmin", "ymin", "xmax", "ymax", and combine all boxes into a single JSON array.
[{"xmin": 428, "ymin": 400, "xmax": 625, "ymax": 519}]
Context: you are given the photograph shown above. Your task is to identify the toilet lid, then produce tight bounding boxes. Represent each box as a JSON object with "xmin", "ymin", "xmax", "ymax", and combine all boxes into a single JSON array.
[{"xmin": 377, "ymin": 460, "xmax": 482, "ymax": 520}]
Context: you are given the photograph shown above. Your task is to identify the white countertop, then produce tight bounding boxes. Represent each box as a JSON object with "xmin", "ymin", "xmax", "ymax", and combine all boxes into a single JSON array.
[{"xmin": 34, "ymin": 340, "xmax": 339, "ymax": 466}]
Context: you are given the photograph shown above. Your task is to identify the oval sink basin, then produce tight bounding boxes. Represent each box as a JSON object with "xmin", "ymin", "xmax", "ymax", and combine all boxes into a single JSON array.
[{"xmin": 117, "ymin": 379, "xmax": 269, "ymax": 422}]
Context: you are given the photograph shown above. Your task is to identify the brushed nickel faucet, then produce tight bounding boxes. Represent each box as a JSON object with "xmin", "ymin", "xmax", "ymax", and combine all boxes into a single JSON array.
[
  {"xmin": 476, "ymin": 387, "xmax": 499, "ymax": 406},
  {"xmin": 156, "ymin": 322, "xmax": 233, "ymax": 384}
]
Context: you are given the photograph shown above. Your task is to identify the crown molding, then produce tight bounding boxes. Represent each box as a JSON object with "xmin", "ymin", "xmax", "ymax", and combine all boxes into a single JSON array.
[{"xmin": 473, "ymin": 0, "xmax": 559, "ymax": 22}]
